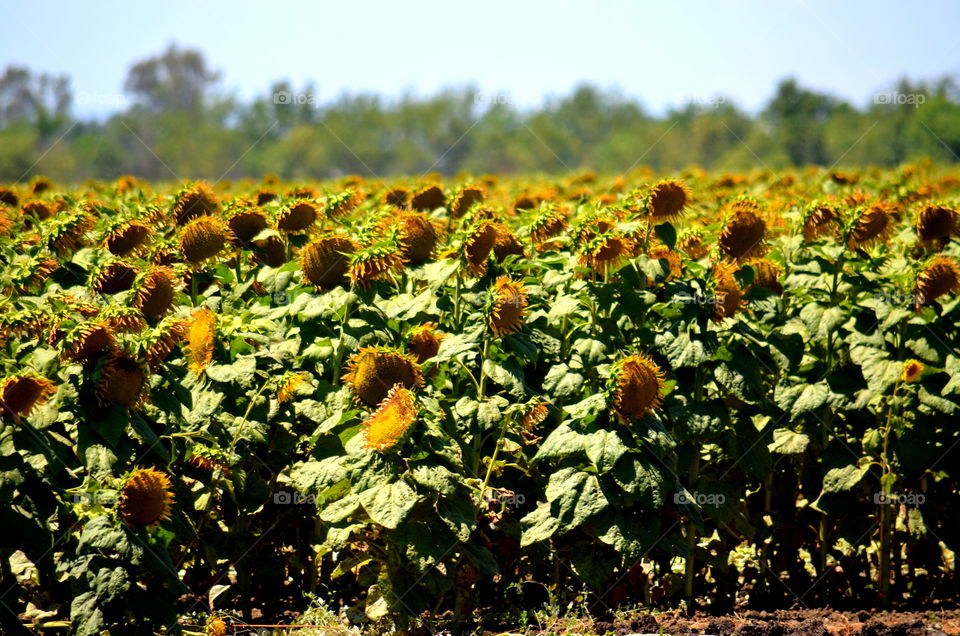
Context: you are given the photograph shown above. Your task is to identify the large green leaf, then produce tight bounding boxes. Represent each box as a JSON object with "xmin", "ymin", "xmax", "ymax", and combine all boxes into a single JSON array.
[{"xmin": 545, "ymin": 468, "xmax": 608, "ymax": 531}]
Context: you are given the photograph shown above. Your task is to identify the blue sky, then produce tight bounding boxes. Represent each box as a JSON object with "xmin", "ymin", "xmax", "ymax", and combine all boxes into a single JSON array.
[{"xmin": 2, "ymin": 0, "xmax": 958, "ymax": 118}]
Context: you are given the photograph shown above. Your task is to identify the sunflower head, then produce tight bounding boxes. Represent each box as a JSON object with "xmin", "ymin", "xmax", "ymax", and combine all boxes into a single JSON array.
[
  {"xmin": 645, "ymin": 179, "xmax": 691, "ymax": 220},
  {"xmin": 206, "ymin": 617, "xmax": 229, "ymax": 636},
  {"xmin": 463, "ymin": 222, "xmax": 498, "ymax": 277},
  {"xmin": 747, "ymin": 258, "xmax": 784, "ymax": 296},
  {"xmin": 846, "ymin": 204, "xmax": 893, "ymax": 250},
  {"xmin": 450, "ymin": 185, "xmax": 486, "ymax": 218},
  {"xmin": 104, "ymin": 221, "xmax": 152, "ymax": 256},
  {"xmin": 521, "ymin": 400, "xmax": 550, "ymax": 444},
  {"xmin": 579, "ymin": 232, "xmax": 631, "ymax": 275},
  {"xmin": 801, "ymin": 203, "xmax": 838, "ymax": 242},
  {"xmin": 395, "ymin": 212, "xmax": 439, "ymax": 263},
  {"xmin": 225, "ymin": 207, "xmax": 268, "ymax": 246},
  {"xmin": 324, "ymin": 190, "xmax": 361, "ymax": 218},
  {"xmin": 647, "ymin": 244, "xmax": 683, "ymax": 282},
  {"xmin": 143, "ymin": 317, "xmax": 187, "ymax": 371},
  {"xmin": 91, "ymin": 260, "xmax": 139, "ymax": 296},
  {"xmin": 185, "ymin": 307, "xmax": 216, "ymax": 375},
  {"xmin": 0, "ymin": 186, "xmax": 19, "ymax": 207},
  {"xmin": 362, "ymin": 385, "xmax": 419, "ymax": 452},
  {"xmin": 712, "ymin": 263, "xmax": 743, "ymax": 322},
  {"xmin": 254, "ymin": 233, "xmax": 288, "ymax": 267},
  {"xmin": 343, "ymin": 346, "xmax": 423, "ymax": 406},
  {"xmin": 901, "ymin": 359, "xmax": 924, "ymax": 383},
  {"xmin": 133, "ymin": 267, "xmax": 177, "ymax": 319},
  {"xmin": 188, "ymin": 447, "xmax": 233, "ymax": 477},
  {"xmin": 491, "ymin": 223, "xmax": 526, "ymax": 261},
  {"xmin": 47, "ymin": 210, "xmax": 95, "ymax": 254},
  {"xmin": 488, "ymin": 276, "xmax": 528, "ymax": 337},
  {"xmin": 914, "ymin": 255, "xmax": 960, "ymax": 309},
  {"xmin": 410, "ymin": 184, "xmax": 446, "ymax": 211},
  {"xmin": 408, "ymin": 322, "xmax": 445, "ymax": 363},
  {"xmin": 277, "ymin": 372, "xmax": 306, "ymax": 403},
  {"xmin": 276, "ymin": 200, "xmax": 318, "ymax": 232},
  {"xmin": 95, "ymin": 352, "xmax": 147, "ymax": 407},
  {"xmin": 530, "ymin": 204, "xmax": 568, "ymax": 247},
  {"xmin": 384, "ymin": 187, "xmax": 410, "ymax": 208},
  {"xmin": 62, "ymin": 321, "xmax": 115, "ymax": 362},
  {"xmin": 609, "ymin": 354, "xmax": 665, "ymax": 421},
  {"xmin": 349, "ymin": 242, "xmax": 405, "ymax": 288},
  {"xmin": 119, "ymin": 467, "xmax": 175, "ymax": 528},
  {"xmin": 300, "ymin": 234, "xmax": 356, "ymax": 289},
  {"xmin": 1, "ymin": 374, "xmax": 55, "ymax": 419},
  {"xmin": 677, "ymin": 229, "xmax": 708, "ymax": 260},
  {"xmin": 172, "ymin": 183, "xmax": 219, "ymax": 225},
  {"xmin": 916, "ymin": 204, "xmax": 956, "ymax": 244},
  {"xmin": 181, "ymin": 216, "xmax": 232, "ymax": 264},
  {"xmin": 718, "ymin": 200, "xmax": 767, "ymax": 261}
]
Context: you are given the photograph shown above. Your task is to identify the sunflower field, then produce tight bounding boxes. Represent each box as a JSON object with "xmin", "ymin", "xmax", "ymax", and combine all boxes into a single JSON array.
[{"xmin": 2, "ymin": 166, "xmax": 960, "ymax": 634}]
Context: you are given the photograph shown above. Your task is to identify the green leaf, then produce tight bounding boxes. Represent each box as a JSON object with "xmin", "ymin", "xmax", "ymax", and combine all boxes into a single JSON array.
[
  {"xmin": 482, "ymin": 359, "xmax": 525, "ymax": 397},
  {"xmin": 768, "ymin": 428, "xmax": 810, "ymax": 455},
  {"xmin": 655, "ymin": 329, "xmax": 714, "ymax": 368},
  {"xmin": 534, "ymin": 424, "xmax": 588, "ymax": 461},
  {"xmin": 546, "ymin": 468, "xmax": 608, "ymax": 531},
  {"xmin": 777, "ymin": 382, "xmax": 830, "ymax": 417},
  {"xmin": 654, "ymin": 222, "xmax": 677, "ymax": 250},
  {"xmin": 821, "ymin": 464, "xmax": 870, "ymax": 494},
  {"xmin": 593, "ymin": 509, "xmax": 662, "ymax": 563},
  {"xmin": 547, "ymin": 295, "xmax": 582, "ymax": 326},
  {"xmin": 520, "ymin": 503, "xmax": 560, "ymax": 546},
  {"xmin": 574, "ymin": 338, "xmax": 607, "ymax": 365},
  {"xmin": 543, "ymin": 364, "xmax": 585, "ymax": 400},
  {"xmin": 359, "ymin": 481, "xmax": 418, "ymax": 529},
  {"xmin": 584, "ymin": 429, "xmax": 627, "ymax": 473}
]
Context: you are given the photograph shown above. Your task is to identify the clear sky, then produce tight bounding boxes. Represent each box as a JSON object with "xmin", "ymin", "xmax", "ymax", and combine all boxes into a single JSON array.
[{"xmin": 2, "ymin": 0, "xmax": 958, "ymax": 119}]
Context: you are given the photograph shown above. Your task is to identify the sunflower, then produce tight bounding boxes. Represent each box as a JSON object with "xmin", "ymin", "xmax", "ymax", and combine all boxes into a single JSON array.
[
  {"xmin": 101, "ymin": 306, "xmax": 146, "ymax": 334},
  {"xmin": 343, "ymin": 346, "xmax": 423, "ymax": 406},
  {"xmin": 254, "ymin": 234, "xmax": 287, "ymax": 267},
  {"xmin": 530, "ymin": 205, "xmax": 567, "ymax": 247},
  {"xmin": 143, "ymin": 318, "xmax": 187, "ymax": 371},
  {"xmin": 91, "ymin": 260, "xmax": 139, "ymax": 295},
  {"xmin": 181, "ymin": 216, "xmax": 232, "ymax": 264},
  {"xmin": 185, "ymin": 307, "xmax": 216, "ymax": 375},
  {"xmin": 1, "ymin": 374, "xmax": 55, "ymax": 418},
  {"xmin": 300, "ymin": 234, "xmax": 356, "ymax": 289},
  {"xmin": 349, "ymin": 243, "xmax": 405, "ymax": 288},
  {"xmin": 277, "ymin": 372, "xmax": 305, "ymax": 403},
  {"xmin": 718, "ymin": 203, "xmax": 766, "ymax": 261},
  {"xmin": 395, "ymin": 213, "xmax": 439, "ymax": 263},
  {"xmin": 450, "ymin": 185, "xmax": 486, "ymax": 218},
  {"xmin": 362, "ymin": 385, "xmax": 419, "ymax": 452},
  {"xmin": 62, "ymin": 322, "xmax": 115, "ymax": 362},
  {"xmin": 677, "ymin": 229, "xmax": 708, "ymax": 260},
  {"xmin": 646, "ymin": 179, "xmax": 691, "ymax": 220},
  {"xmin": 712, "ymin": 263, "xmax": 743, "ymax": 322},
  {"xmin": 489, "ymin": 276, "xmax": 528, "ymax": 337},
  {"xmin": 383, "ymin": 187, "xmax": 410, "ymax": 208},
  {"xmin": 226, "ymin": 207, "xmax": 268, "ymax": 246},
  {"xmin": 846, "ymin": 204, "xmax": 892, "ymax": 250},
  {"xmin": 463, "ymin": 222, "xmax": 498, "ymax": 276},
  {"xmin": 521, "ymin": 400, "xmax": 550, "ymax": 444},
  {"xmin": 276, "ymin": 200, "xmax": 318, "ymax": 233},
  {"xmin": 914, "ymin": 256, "xmax": 960, "ymax": 309},
  {"xmin": 0, "ymin": 186, "xmax": 18, "ymax": 207},
  {"xmin": 133, "ymin": 267, "xmax": 177, "ymax": 319},
  {"xmin": 747, "ymin": 258, "xmax": 784, "ymax": 296},
  {"xmin": 256, "ymin": 189, "xmax": 278, "ymax": 206},
  {"xmin": 579, "ymin": 232, "xmax": 631, "ymax": 275},
  {"xmin": 119, "ymin": 467, "xmax": 175, "ymax": 528},
  {"xmin": 104, "ymin": 221, "xmax": 152, "ymax": 256},
  {"xmin": 324, "ymin": 190, "xmax": 361, "ymax": 218},
  {"xmin": 411, "ymin": 184, "xmax": 446, "ymax": 211},
  {"xmin": 901, "ymin": 359, "xmax": 924, "ymax": 383},
  {"xmin": 22, "ymin": 200, "xmax": 55, "ymax": 222},
  {"xmin": 801, "ymin": 204, "xmax": 838, "ymax": 242},
  {"xmin": 609, "ymin": 354, "xmax": 665, "ymax": 420},
  {"xmin": 48, "ymin": 211, "xmax": 95, "ymax": 254},
  {"xmin": 206, "ymin": 617, "xmax": 229, "ymax": 636},
  {"xmin": 408, "ymin": 322, "xmax": 445, "ymax": 363},
  {"xmin": 648, "ymin": 245, "xmax": 683, "ymax": 282},
  {"xmin": 492, "ymin": 223, "xmax": 526, "ymax": 261},
  {"xmin": 95, "ymin": 353, "xmax": 147, "ymax": 407},
  {"xmin": 916, "ymin": 204, "xmax": 956, "ymax": 244},
  {"xmin": 172, "ymin": 183, "xmax": 219, "ymax": 225},
  {"xmin": 189, "ymin": 448, "xmax": 233, "ymax": 477}
]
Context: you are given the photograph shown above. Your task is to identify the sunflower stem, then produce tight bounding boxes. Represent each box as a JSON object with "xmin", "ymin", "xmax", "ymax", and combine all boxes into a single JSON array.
[
  {"xmin": 190, "ymin": 270, "xmax": 199, "ymax": 307},
  {"xmin": 683, "ymin": 449, "xmax": 701, "ymax": 611},
  {"xmin": 234, "ymin": 250, "xmax": 243, "ymax": 288},
  {"xmin": 230, "ymin": 375, "xmax": 275, "ymax": 450},
  {"xmin": 476, "ymin": 415, "xmax": 511, "ymax": 509}
]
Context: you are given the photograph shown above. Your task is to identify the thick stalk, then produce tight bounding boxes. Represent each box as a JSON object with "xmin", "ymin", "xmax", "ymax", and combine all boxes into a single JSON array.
[{"xmin": 684, "ymin": 450, "xmax": 701, "ymax": 610}]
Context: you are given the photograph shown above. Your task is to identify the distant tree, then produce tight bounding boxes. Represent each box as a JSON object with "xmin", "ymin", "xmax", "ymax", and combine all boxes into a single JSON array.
[
  {"xmin": 124, "ymin": 44, "xmax": 220, "ymax": 113},
  {"xmin": 0, "ymin": 65, "xmax": 72, "ymax": 134},
  {"xmin": 764, "ymin": 78, "xmax": 842, "ymax": 165}
]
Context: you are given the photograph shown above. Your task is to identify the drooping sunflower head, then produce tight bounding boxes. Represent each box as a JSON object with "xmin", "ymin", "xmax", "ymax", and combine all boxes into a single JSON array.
[
  {"xmin": 300, "ymin": 234, "xmax": 356, "ymax": 289},
  {"xmin": 47, "ymin": 210, "xmax": 95, "ymax": 254},
  {"xmin": 61, "ymin": 321, "xmax": 115, "ymax": 362},
  {"xmin": 185, "ymin": 307, "xmax": 216, "ymax": 375},
  {"xmin": 914, "ymin": 255, "xmax": 960, "ymax": 310},
  {"xmin": 395, "ymin": 212, "xmax": 439, "ymax": 263},
  {"xmin": 491, "ymin": 223, "xmax": 526, "ymax": 261},
  {"xmin": 119, "ymin": 467, "xmax": 175, "ymax": 528},
  {"xmin": 915, "ymin": 204, "xmax": 957, "ymax": 244},
  {"xmin": 410, "ymin": 184, "xmax": 446, "ymax": 211},
  {"xmin": 488, "ymin": 276, "xmax": 528, "ymax": 337},
  {"xmin": 181, "ymin": 216, "xmax": 232, "ymax": 265},
  {"xmin": 349, "ymin": 242, "xmax": 405, "ymax": 288},
  {"xmin": 521, "ymin": 399, "xmax": 550, "ymax": 444},
  {"xmin": 529, "ymin": 203, "xmax": 568, "ymax": 248},
  {"xmin": 276, "ymin": 200, "xmax": 318, "ymax": 233},
  {"xmin": 188, "ymin": 447, "xmax": 233, "ymax": 477},
  {"xmin": 362, "ymin": 384, "xmax": 419, "ymax": 452},
  {"xmin": 91, "ymin": 259, "xmax": 139, "ymax": 296},
  {"xmin": 254, "ymin": 233, "xmax": 287, "ymax": 267},
  {"xmin": 645, "ymin": 179, "xmax": 691, "ymax": 220},
  {"xmin": 579, "ymin": 232, "xmax": 632, "ymax": 275},
  {"xmin": 172, "ymin": 183, "xmax": 219, "ymax": 225},
  {"xmin": 449, "ymin": 185, "xmax": 486, "ymax": 218},
  {"xmin": 104, "ymin": 220, "xmax": 152, "ymax": 257},
  {"xmin": 225, "ymin": 206, "xmax": 268, "ymax": 246},
  {"xmin": 383, "ymin": 187, "xmax": 410, "ymax": 208},
  {"xmin": 142, "ymin": 317, "xmax": 187, "ymax": 371},
  {"xmin": 255, "ymin": 189, "xmax": 278, "ymax": 206},
  {"xmin": 462, "ymin": 221, "xmax": 498, "ymax": 277},
  {"xmin": 100, "ymin": 305, "xmax": 146, "ymax": 334},
  {"xmin": 846, "ymin": 204, "xmax": 893, "ymax": 250},
  {"xmin": 609, "ymin": 353, "xmax": 665, "ymax": 421},
  {"xmin": 747, "ymin": 258, "xmax": 784, "ymax": 296},
  {"xmin": 0, "ymin": 186, "xmax": 19, "ymax": 207},
  {"xmin": 95, "ymin": 352, "xmax": 147, "ymax": 407},
  {"xmin": 647, "ymin": 244, "xmax": 683, "ymax": 282},
  {"xmin": 324, "ymin": 190, "xmax": 361, "ymax": 219},
  {"xmin": 800, "ymin": 203, "xmax": 838, "ymax": 242},
  {"xmin": 133, "ymin": 267, "xmax": 177, "ymax": 319},
  {"xmin": 901, "ymin": 359, "xmax": 924, "ymax": 383},
  {"xmin": 343, "ymin": 346, "xmax": 423, "ymax": 406},
  {"xmin": 718, "ymin": 200, "xmax": 767, "ymax": 261},
  {"xmin": 1, "ymin": 374, "xmax": 55, "ymax": 418},
  {"xmin": 277, "ymin": 372, "xmax": 306, "ymax": 403},
  {"xmin": 677, "ymin": 228, "xmax": 708, "ymax": 260},
  {"xmin": 712, "ymin": 262, "xmax": 743, "ymax": 322},
  {"xmin": 407, "ymin": 322, "xmax": 445, "ymax": 363}
]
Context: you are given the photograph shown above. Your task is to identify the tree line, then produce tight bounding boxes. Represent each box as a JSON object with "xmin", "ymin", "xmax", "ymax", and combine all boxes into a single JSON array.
[{"xmin": 1, "ymin": 44, "xmax": 959, "ymax": 182}]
